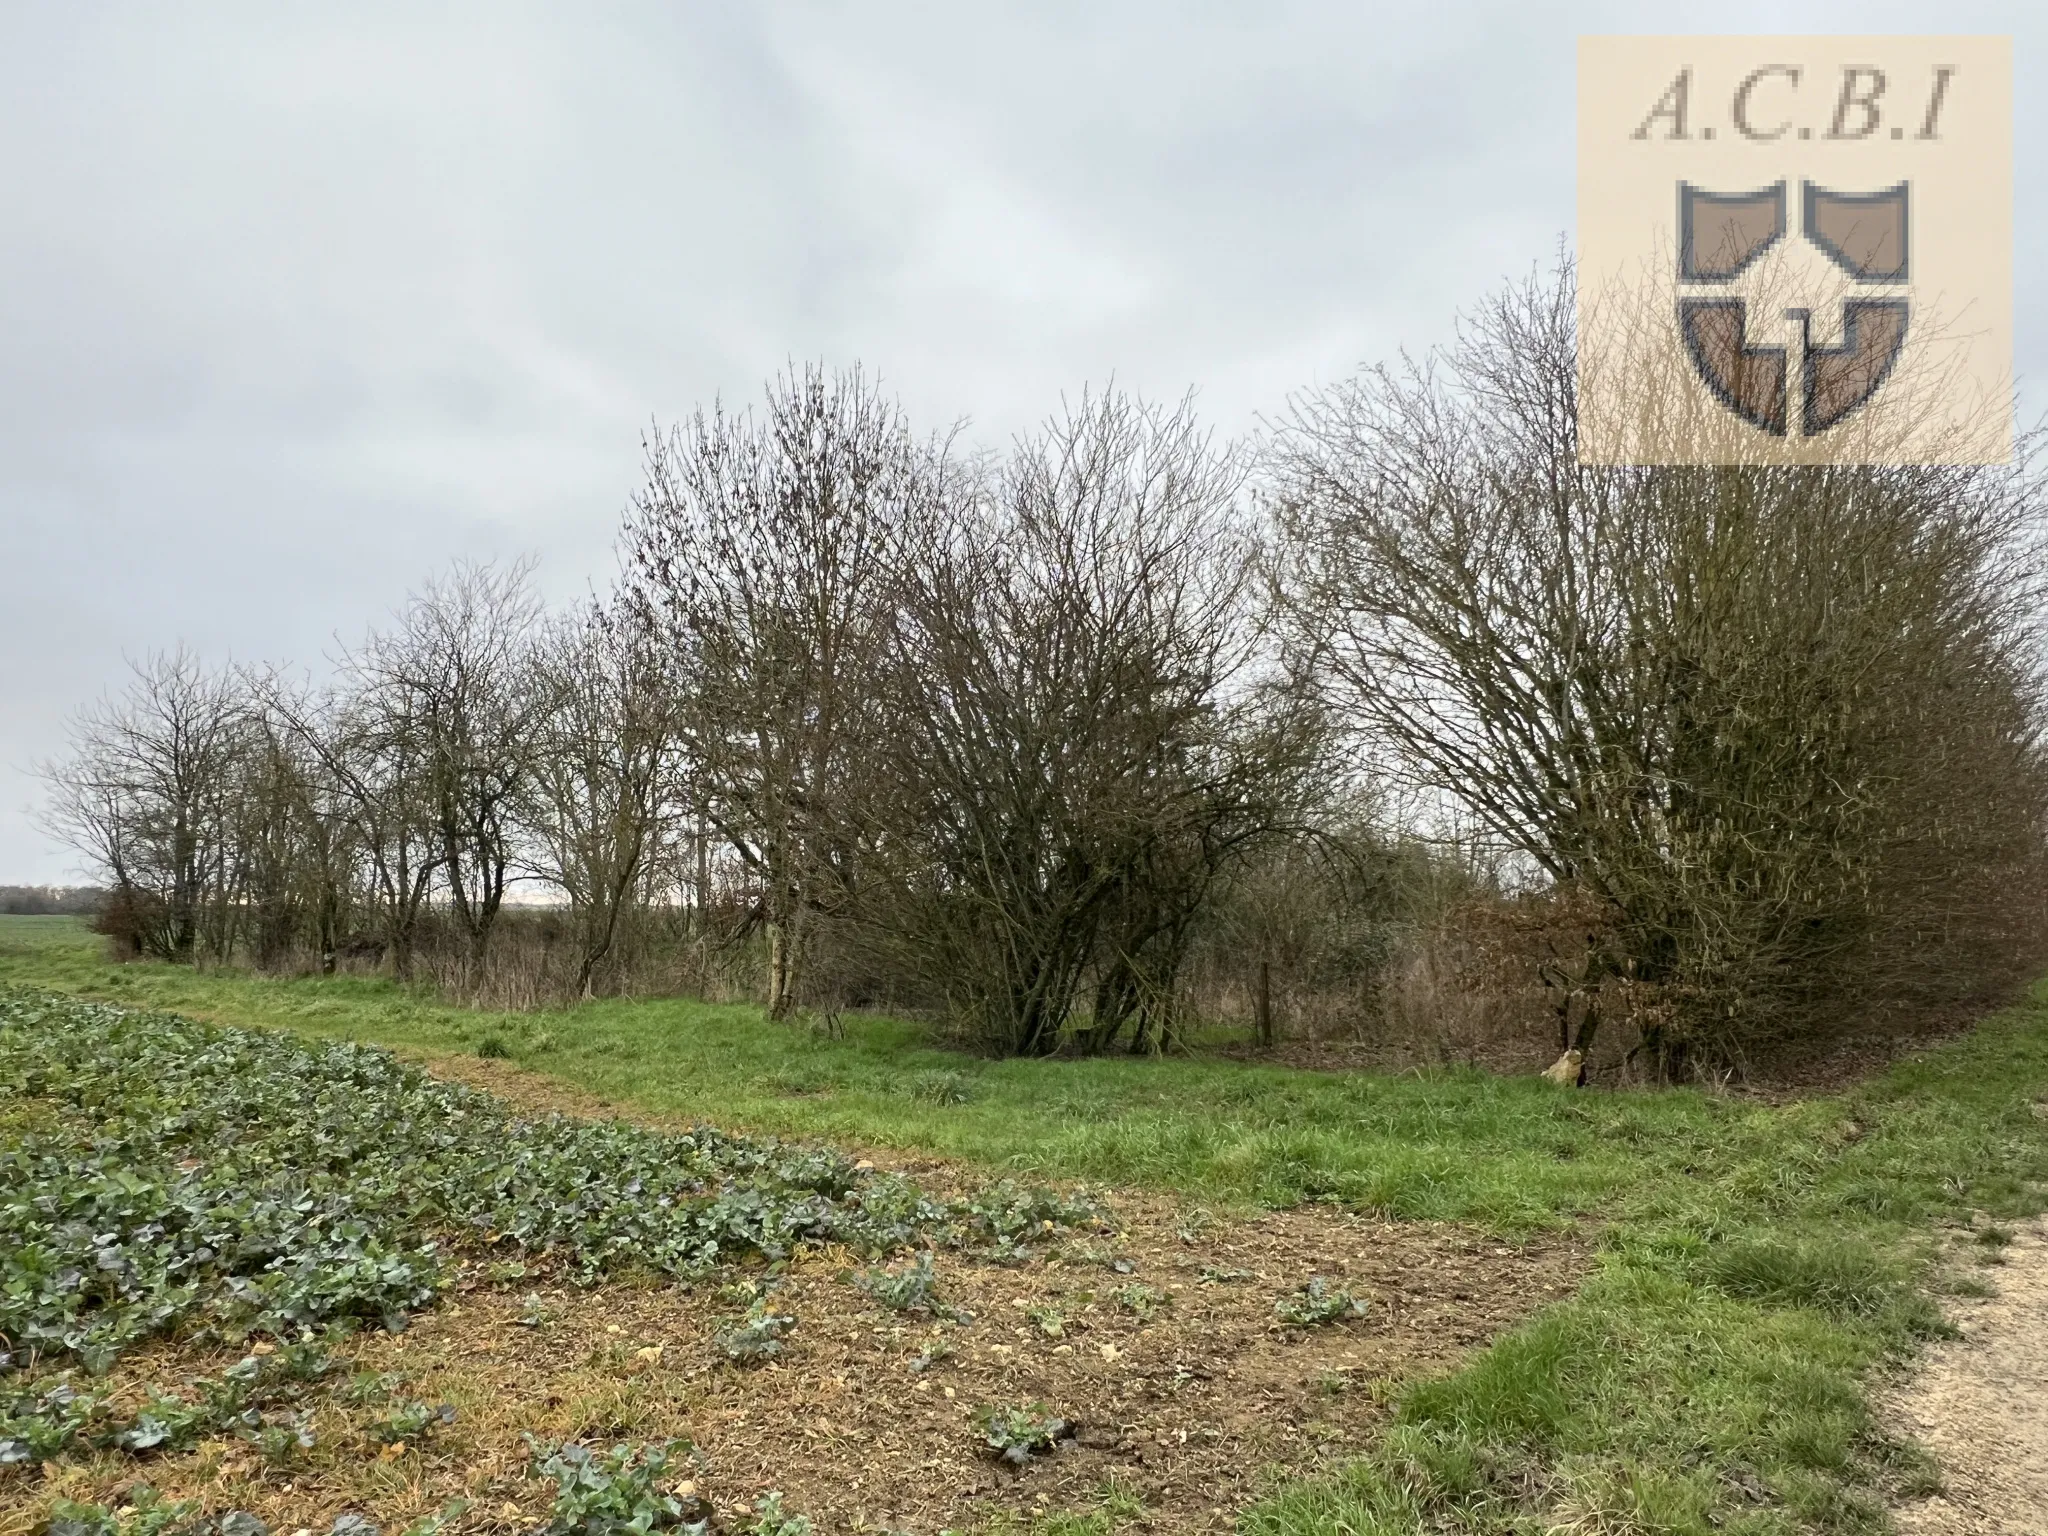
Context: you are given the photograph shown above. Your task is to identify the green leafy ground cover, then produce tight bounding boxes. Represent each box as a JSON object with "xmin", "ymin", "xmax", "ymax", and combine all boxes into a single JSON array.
[
  {"xmin": 7, "ymin": 916, "xmax": 2048, "ymax": 1534},
  {"xmin": 0, "ymin": 991, "xmax": 1085, "ymax": 1379},
  {"xmin": 0, "ymin": 953, "xmax": 1098, "ymax": 1531}
]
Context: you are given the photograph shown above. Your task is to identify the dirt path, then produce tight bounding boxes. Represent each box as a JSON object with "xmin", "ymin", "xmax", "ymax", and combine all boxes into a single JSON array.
[{"xmin": 1889, "ymin": 1222, "xmax": 2048, "ymax": 1535}]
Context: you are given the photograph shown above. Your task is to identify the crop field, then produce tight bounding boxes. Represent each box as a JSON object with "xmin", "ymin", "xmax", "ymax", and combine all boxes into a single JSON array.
[{"xmin": 7, "ymin": 916, "xmax": 2048, "ymax": 1535}]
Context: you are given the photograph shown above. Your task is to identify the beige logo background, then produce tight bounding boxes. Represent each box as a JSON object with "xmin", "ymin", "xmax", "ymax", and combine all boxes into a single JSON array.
[{"xmin": 1577, "ymin": 36, "xmax": 2011, "ymax": 465}]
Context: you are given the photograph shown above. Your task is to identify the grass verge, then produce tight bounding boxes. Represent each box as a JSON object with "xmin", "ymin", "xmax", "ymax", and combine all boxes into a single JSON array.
[
  {"xmin": 7, "ymin": 915, "xmax": 2048, "ymax": 1533},
  {"xmin": 0, "ymin": 918, "xmax": 1816, "ymax": 1230}
]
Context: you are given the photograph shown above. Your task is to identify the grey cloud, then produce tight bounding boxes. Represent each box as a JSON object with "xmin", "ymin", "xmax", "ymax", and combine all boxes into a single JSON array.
[{"xmin": 3, "ymin": 0, "xmax": 2042, "ymax": 879}]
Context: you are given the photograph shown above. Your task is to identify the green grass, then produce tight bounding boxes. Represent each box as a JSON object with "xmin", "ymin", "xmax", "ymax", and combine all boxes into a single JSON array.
[
  {"xmin": 8, "ymin": 913, "xmax": 2048, "ymax": 1534},
  {"xmin": 0, "ymin": 916, "xmax": 1779, "ymax": 1228}
]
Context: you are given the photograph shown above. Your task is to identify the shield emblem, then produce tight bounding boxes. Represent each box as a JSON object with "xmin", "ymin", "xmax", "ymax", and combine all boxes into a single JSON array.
[
  {"xmin": 1675, "ymin": 180, "xmax": 1910, "ymax": 438},
  {"xmin": 1805, "ymin": 181, "xmax": 1910, "ymax": 282},
  {"xmin": 1679, "ymin": 181, "xmax": 1785, "ymax": 281}
]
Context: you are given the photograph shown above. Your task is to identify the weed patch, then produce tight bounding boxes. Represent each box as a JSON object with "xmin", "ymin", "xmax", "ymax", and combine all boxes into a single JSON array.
[
  {"xmin": 526, "ymin": 1437, "xmax": 703, "ymax": 1532},
  {"xmin": 978, "ymin": 1403, "xmax": 1077, "ymax": 1465},
  {"xmin": 849, "ymin": 1251, "xmax": 961, "ymax": 1318},
  {"xmin": 713, "ymin": 1303, "xmax": 797, "ymax": 1365},
  {"xmin": 1702, "ymin": 1236, "xmax": 1901, "ymax": 1318},
  {"xmin": 1274, "ymin": 1277, "xmax": 1369, "ymax": 1328}
]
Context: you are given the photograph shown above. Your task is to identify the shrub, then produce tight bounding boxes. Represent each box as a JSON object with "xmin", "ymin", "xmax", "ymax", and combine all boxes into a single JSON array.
[{"xmin": 1274, "ymin": 263, "xmax": 2048, "ymax": 1066}]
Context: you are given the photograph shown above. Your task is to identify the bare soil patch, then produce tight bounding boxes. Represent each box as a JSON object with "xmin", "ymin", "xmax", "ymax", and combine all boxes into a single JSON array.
[
  {"xmin": 1887, "ymin": 1221, "xmax": 2048, "ymax": 1536},
  {"xmin": 17, "ymin": 1202, "xmax": 1582, "ymax": 1534},
  {"xmin": 9, "ymin": 1053, "xmax": 1588, "ymax": 1534}
]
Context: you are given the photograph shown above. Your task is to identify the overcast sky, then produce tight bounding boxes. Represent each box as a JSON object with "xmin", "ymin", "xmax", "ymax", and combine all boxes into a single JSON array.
[{"xmin": 3, "ymin": 1, "xmax": 2042, "ymax": 882}]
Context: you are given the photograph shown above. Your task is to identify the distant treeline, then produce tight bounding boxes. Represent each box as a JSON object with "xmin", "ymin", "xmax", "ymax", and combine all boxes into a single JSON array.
[{"xmin": 0, "ymin": 886, "xmax": 104, "ymax": 916}]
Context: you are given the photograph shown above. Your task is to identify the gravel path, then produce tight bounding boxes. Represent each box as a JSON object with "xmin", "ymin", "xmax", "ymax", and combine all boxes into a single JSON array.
[{"xmin": 1889, "ymin": 1223, "xmax": 2048, "ymax": 1535}]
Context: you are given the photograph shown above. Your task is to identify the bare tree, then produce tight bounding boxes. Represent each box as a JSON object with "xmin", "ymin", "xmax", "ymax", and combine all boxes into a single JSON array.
[
  {"xmin": 1195, "ymin": 800, "xmax": 1462, "ymax": 1048},
  {"xmin": 243, "ymin": 675, "xmax": 363, "ymax": 973},
  {"xmin": 267, "ymin": 665, "xmax": 441, "ymax": 977},
  {"xmin": 618, "ymin": 363, "xmax": 945, "ymax": 1017},
  {"xmin": 1273, "ymin": 261, "xmax": 2048, "ymax": 1067},
  {"xmin": 869, "ymin": 390, "xmax": 1309, "ymax": 1055},
  {"xmin": 41, "ymin": 649, "xmax": 251, "ymax": 962},
  {"xmin": 517, "ymin": 601, "xmax": 674, "ymax": 997},
  {"xmin": 347, "ymin": 560, "xmax": 545, "ymax": 986}
]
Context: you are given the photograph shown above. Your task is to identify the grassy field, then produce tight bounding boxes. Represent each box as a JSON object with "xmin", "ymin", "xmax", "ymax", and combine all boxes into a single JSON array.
[
  {"xmin": 8, "ymin": 912, "xmax": 2048, "ymax": 1534},
  {"xmin": 0, "ymin": 917, "xmax": 1820, "ymax": 1229}
]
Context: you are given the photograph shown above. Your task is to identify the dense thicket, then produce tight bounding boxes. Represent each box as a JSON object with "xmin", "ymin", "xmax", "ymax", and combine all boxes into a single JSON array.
[
  {"xmin": 860, "ymin": 393, "xmax": 1323, "ymax": 1055},
  {"xmin": 1273, "ymin": 271, "xmax": 2048, "ymax": 1064},
  {"xmin": 39, "ymin": 280, "xmax": 2048, "ymax": 1073}
]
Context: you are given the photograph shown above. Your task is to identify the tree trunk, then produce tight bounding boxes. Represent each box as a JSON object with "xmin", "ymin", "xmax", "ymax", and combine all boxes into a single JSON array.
[
  {"xmin": 765, "ymin": 920, "xmax": 789, "ymax": 1018},
  {"xmin": 1255, "ymin": 958, "xmax": 1274, "ymax": 1050},
  {"xmin": 1569, "ymin": 1002, "xmax": 1599, "ymax": 1086},
  {"xmin": 695, "ymin": 812, "xmax": 711, "ymax": 937}
]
